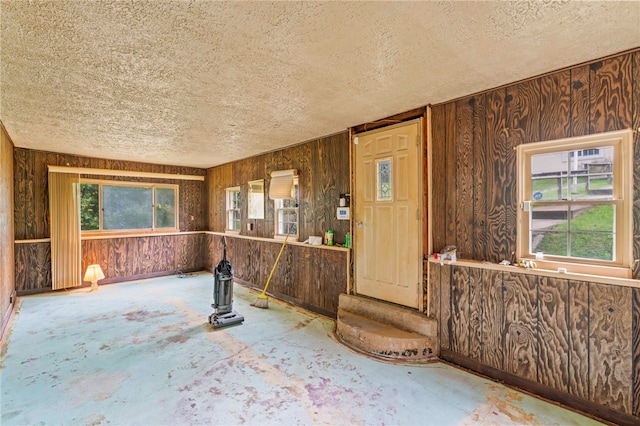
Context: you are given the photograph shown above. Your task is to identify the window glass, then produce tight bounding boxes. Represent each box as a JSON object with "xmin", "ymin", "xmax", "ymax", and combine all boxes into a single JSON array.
[
  {"xmin": 530, "ymin": 147, "xmax": 613, "ymax": 202},
  {"xmin": 103, "ymin": 185, "xmax": 153, "ymax": 230},
  {"xmin": 155, "ymin": 187, "xmax": 176, "ymax": 228},
  {"xmin": 274, "ymin": 177, "xmax": 299, "ymax": 238},
  {"xmin": 80, "ymin": 183, "xmax": 99, "ymax": 231},
  {"xmin": 226, "ymin": 187, "xmax": 241, "ymax": 231},
  {"xmin": 80, "ymin": 181, "xmax": 178, "ymax": 232}
]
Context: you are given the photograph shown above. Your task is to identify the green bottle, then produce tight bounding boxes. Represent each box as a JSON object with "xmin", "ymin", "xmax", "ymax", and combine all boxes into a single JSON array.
[{"xmin": 345, "ymin": 232, "xmax": 351, "ymax": 248}]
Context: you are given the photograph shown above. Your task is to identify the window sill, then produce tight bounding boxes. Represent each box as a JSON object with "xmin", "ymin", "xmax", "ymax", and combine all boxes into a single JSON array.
[
  {"xmin": 519, "ymin": 258, "xmax": 631, "ymax": 280},
  {"xmin": 206, "ymin": 232, "xmax": 350, "ymax": 252},
  {"xmin": 81, "ymin": 230, "xmax": 189, "ymax": 240},
  {"xmin": 428, "ymin": 257, "xmax": 638, "ymax": 288}
]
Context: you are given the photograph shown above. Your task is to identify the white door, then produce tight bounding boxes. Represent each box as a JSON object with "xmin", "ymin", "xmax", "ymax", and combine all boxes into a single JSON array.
[{"xmin": 354, "ymin": 120, "xmax": 422, "ymax": 308}]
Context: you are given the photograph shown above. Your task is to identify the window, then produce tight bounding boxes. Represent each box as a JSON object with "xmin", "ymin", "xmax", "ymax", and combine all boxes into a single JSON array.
[
  {"xmin": 517, "ymin": 129, "xmax": 633, "ymax": 277},
  {"xmin": 80, "ymin": 180, "xmax": 178, "ymax": 232},
  {"xmin": 274, "ymin": 176, "xmax": 299, "ymax": 239},
  {"xmin": 226, "ymin": 187, "xmax": 241, "ymax": 232}
]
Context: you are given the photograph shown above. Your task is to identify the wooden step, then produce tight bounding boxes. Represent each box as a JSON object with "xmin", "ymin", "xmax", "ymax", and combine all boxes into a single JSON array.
[{"xmin": 336, "ymin": 294, "xmax": 439, "ymax": 361}]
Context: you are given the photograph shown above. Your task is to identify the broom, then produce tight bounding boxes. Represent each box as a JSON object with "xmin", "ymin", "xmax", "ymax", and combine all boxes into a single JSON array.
[{"xmin": 251, "ymin": 230, "xmax": 291, "ymax": 309}]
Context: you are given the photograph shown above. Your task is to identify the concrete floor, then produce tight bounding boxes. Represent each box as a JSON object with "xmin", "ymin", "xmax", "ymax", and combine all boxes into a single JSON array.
[{"xmin": 1, "ymin": 272, "xmax": 604, "ymax": 426}]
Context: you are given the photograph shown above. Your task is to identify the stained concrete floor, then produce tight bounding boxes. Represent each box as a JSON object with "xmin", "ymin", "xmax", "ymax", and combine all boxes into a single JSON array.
[{"xmin": 1, "ymin": 272, "xmax": 604, "ymax": 426}]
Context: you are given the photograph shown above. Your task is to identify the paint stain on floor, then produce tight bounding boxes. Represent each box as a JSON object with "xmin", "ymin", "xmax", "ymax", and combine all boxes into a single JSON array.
[
  {"xmin": 67, "ymin": 371, "xmax": 130, "ymax": 402},
  {"xmin": 1, "ymin": 273, "xmax": 606, "ymax": 426}
]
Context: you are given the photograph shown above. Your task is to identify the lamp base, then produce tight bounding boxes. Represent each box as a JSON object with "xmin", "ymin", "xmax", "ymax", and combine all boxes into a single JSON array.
[{"xmin": 90, "ymin": 280, "xmax": 99, "ymax": 291}]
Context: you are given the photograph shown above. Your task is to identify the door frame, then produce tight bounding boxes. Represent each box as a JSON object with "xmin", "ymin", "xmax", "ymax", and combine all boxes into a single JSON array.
[{"xmin": 351, "ymin": 118, "xmax": 424, "ymax": 312}]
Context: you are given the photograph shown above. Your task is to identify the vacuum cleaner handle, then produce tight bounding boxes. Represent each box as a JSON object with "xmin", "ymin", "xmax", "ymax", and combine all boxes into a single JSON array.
[{"xmin": 222, "ymin": 236, "xmax": 227, "ymax": 262}]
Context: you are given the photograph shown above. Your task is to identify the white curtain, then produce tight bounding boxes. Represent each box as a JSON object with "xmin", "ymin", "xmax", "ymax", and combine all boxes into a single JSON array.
[{"xmin": 49, "ymin": 171, "xmax": 82, "ymax": 290}]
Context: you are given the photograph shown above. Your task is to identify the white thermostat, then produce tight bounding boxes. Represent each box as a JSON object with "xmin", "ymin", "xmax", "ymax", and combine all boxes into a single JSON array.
[{"xmin": 336, "ymin": 207, "xmax": 350, "ymax": 220}]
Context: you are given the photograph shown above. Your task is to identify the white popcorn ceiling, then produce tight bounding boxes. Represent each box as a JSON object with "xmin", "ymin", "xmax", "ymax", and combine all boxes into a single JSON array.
[{"xmin": 1, "ymin": 1, "xmax": 639, "ymax": 168}]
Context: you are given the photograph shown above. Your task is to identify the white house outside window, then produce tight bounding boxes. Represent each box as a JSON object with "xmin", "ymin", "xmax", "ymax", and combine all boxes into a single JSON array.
[{"xmin": 516, "ymin": 129, "xmax": 633, "ymax": 278}]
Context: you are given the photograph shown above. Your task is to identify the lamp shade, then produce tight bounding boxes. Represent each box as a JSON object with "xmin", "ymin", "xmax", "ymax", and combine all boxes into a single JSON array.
[{"xmin": 83, "ymin": 264, "xmax": 105, "ymax": 282}]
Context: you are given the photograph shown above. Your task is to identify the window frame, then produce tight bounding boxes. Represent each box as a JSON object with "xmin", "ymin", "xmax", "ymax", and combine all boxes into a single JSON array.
[
  {"xmin": 225, "ymin": 186, "xmax": 241, "ymax": 233},
  {"xmin": 80, "ymin": 179, "xmax": 179, "ymax": 234},
  {"xmin": 516, "ymin": 129, "xmax": 633, "ymax": 278},
  {"xmin": 274, "ymin": 176, "xmax": 299, "ymax": 241}
]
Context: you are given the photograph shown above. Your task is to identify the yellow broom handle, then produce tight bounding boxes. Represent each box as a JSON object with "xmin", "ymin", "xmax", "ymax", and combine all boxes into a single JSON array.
[{"xmin": 260, "ymin": 231, "xmax": 290, "ymax": 296}]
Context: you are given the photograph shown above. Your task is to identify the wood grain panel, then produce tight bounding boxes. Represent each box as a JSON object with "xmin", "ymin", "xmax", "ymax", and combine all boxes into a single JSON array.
[
  {"xmin": 632, "ymin": 287, "xmax": 640, "ymax": 417},
  {"xmin": 468, "ymin": 267, "xmax": 484, "ymax": 361},
  {"xmin": 15, "ymin": 242, "xmax": 51, "ymax": 294},
  {"xmin": 503, "ymin": 271, "xmax": 538, "ymax": 382},
  {"xmin": 539, "ymin": 70, "xmax": 571, "ymax": 141},
  {"xmin": 13, "ymin": 148, "xmax": 27, "ymax": 240},
  {"xmin": 632, "ymin": 51, "xmax": 640, "ymax": 281},
  {"xmin": 455, "ymin": 97, "xmax": 474, "ymax": 258},
  {"xmin": 589, "ymin": 283, "xmax": 633, "ymax": 413},
  {"xmin": 428, "ymin": 262, "xmax": 441, "ymax": 323},
  {"xmin": 431, "ymin": 104, "xmax": 447, "ymax": 253},
  {"xmin": 1, "ymin": 128, "xmax": 14, "ymax": 324},
  {"xmin": 320, "ymin": 249, "xmax": 347, "ymax": 313},
  {"xmin": 570, "ymin": 64, "xmax": 590, "ymax": 138},
  {"xmin": 505, "ymin": 79, "xmax": 540, "ymax": 261},
  {"xmin": 23, "ymin": 150, "xmax": 36, "ymax": 239},
  {"xmin": 207, "ymin": 132, "xmax": 349, "ymax": 242},
  {"xmin": 439, "ymin": 263, "xmax": 451, "ymax": 351},
  {"xmin": 450, "ymin": 265, "xmax": 470, "ymax": 356},
  {"xmin": 538, "ymin": 276, "xmax": 569, "ymax": 391},
  {"xmin": 481, "ymin": 269, "xmax": 503, "ymax": 369},
  {"xmin": 589, "ymin": 55, "xmax": 633, "ymax": 133},
  {"xmin": 293, "ymin": 246, "xmax": 313, "ymax": 305},
  {"xmin": 485, "ymin": 89, "xmax": 508, "ymax": 263},
  {"xmin": 217, "ymin": 235, "xmax": 347, "ymax": 315},
  {"xmin": 568, "ymin": 279, "xmax": 590, "ymax": 399},
  {"xmin": 445, "ymin": 102, "xmax": 457, "ymax": 247},
  {"xmin": 471, "ymin": 94, "xmax": 488, "ymax": 261}
]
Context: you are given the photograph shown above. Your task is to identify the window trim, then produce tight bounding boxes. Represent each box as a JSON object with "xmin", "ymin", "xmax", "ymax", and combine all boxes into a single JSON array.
[
  {"xmin": 516, "ymin": 129, "xmax": 633, "ymax": 278},
  {"xmin": 225, "ymin": 186, "xmax": 241, "ymax": 233},
  {"xmin": 80, "ymin": 179, "xmax": 179, "ymax": 234}
]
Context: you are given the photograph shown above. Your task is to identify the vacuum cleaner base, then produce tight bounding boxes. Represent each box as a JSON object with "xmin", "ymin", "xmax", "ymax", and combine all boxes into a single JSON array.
[{"xmin": 209, "ymin": 311, "xmax": 245, "ymax": 329}]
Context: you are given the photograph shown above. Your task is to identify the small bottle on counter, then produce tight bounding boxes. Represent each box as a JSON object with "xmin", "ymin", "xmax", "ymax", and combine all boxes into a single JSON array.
[{"xmin": 325, "ymin": 229, "xmax": 334, "ymax": 246}]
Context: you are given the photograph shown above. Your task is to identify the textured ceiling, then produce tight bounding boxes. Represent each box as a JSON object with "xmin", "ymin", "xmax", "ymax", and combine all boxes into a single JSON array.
[{"xmin": 1, "ymin": 1, "xmax": 639, "ymax": 168}]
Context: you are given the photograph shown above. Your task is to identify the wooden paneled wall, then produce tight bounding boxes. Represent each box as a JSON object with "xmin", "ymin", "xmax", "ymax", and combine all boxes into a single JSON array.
[
  {"xmin": 429, "ymin": 262, "xmax": 640, "ymax": 425},
  {"xmin": 1, "ymin": 124, "xmax": 15, "ymax": 334},
  {"xmin": 430, "ymin": 50, "xmax": 640, "ymax": 278},
  {"xmin": 205, "ymin": 234, "xmax": 348, "ymax": 316},
  {"xmin": 13, "ymin": 148, "xmax": 208, "ymax": 294},
  {"xmin": 207, "ymin": 132, "xmax": 351, "ymax": 244}
]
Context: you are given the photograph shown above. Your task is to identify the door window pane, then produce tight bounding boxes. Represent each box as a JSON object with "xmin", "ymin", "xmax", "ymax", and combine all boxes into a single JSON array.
[{"xmin": 376, "ymin": 158, "xmax": 392, "ymax": 201}]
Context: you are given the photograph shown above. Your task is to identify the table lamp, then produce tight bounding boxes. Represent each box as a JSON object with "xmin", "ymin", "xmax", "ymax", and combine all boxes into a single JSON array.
[{"xmin": 84, "ymin": 264, "xmax": 105, "ymax": 291}]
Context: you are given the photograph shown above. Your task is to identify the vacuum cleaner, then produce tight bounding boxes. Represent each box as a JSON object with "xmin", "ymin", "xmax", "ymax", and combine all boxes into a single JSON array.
[{"xmin": 208, "ymin": 236, "xmax": 244, "ymax": 329}]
